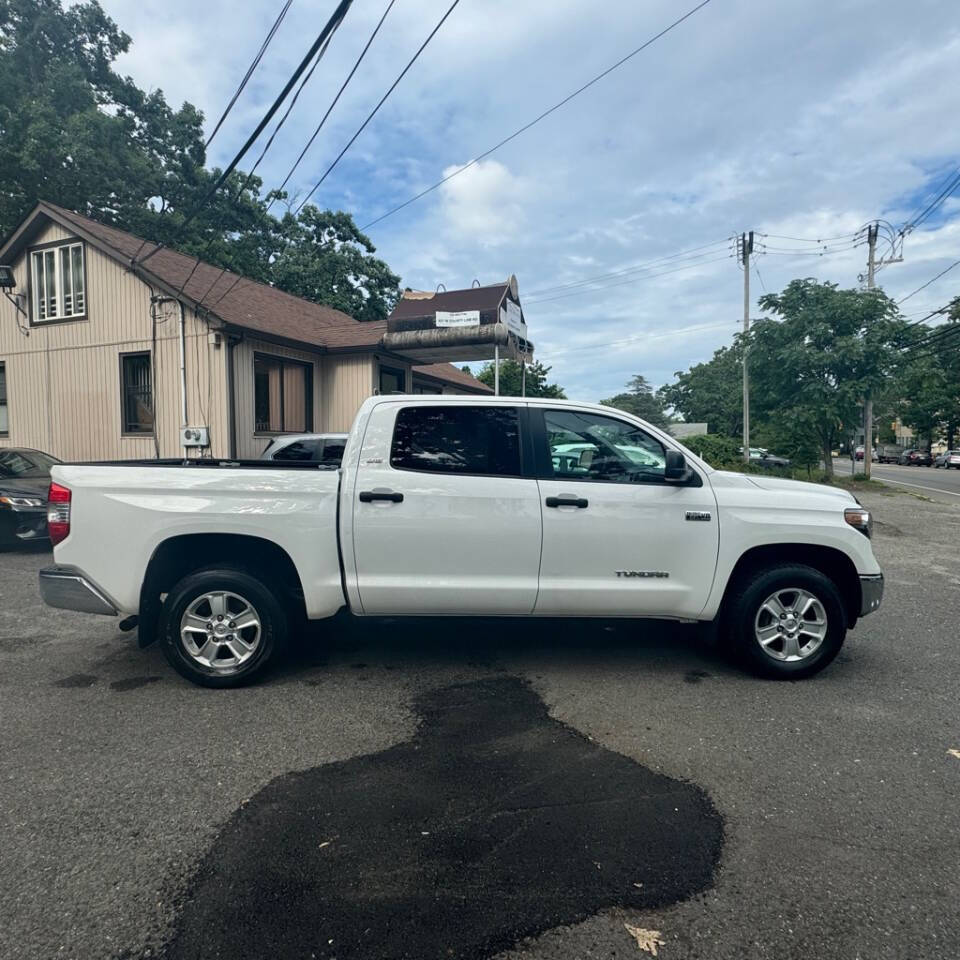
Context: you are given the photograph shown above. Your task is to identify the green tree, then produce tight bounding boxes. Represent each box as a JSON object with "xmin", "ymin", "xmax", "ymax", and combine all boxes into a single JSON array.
[
  {"xmin": 0, "ymin": 0, "xmax": 401, "ymax": 319},
  {"xmin": 896, "ymin": 307, "xmax": 960, "ymax": 448},
  {"xmin": 474, "ymin": 359, "xmax": 566, "ymax": 397},
  {"xmin": 750, "ymin": 280, "xmax": 906, "ymax": 477},
  {"xmin": 601, "ymin": 375, "xmax": 672, "ymax": 429},
  {"xmin": 658, "ymin": 344, "xmax": 742, "ymax": 437}
]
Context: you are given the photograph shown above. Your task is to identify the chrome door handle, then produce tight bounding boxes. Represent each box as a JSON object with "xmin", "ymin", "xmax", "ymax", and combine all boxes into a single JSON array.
[
  {"xmin": 359, "ymin": 489, "xmax": 404, "ymax": 503},
  {"xmin": 545, "ymin": 495, "xmax": 588, "ymax": 509}
]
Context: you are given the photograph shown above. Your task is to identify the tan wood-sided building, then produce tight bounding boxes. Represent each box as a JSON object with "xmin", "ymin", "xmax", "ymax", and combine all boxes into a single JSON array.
[{"xmin": 0, "ymin": 202, "xmax": 492, "ymax": 462}]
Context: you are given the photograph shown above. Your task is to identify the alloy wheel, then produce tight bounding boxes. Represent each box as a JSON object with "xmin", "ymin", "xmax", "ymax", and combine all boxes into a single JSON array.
[
  {"xmin": 753, "ymin": 587, "xmax": 828, "ymax": 662},
  {"xmin": 180, "ymin": 591, "xmax": 262, "ymax": 672}
]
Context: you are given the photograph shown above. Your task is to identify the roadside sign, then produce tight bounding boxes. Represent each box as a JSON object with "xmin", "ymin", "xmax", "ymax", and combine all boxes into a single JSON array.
[{"xmin": 436, "ymin": 310, "xmax": 481, "ymax": 328}]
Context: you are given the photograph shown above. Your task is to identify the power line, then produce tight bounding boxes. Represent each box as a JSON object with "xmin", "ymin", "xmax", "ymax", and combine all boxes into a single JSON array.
[
  {"xmin": 293, "ymin": 0, "xmax": 464, "ymax": 217},
  {"xmin": 205, "ymin": 0, "xmax": 461, "ymax": 315},
  {"xmin": 759, "ymin": 231, "xmax": 858, "ymax": 244},
  {"xmin": 753, "ymin": 261, "xmax": 767, "ymax": 293},
  {"xmin": 896, "ymin": 258, "xmax": 960, "ymax": 304},
  {"xmin": 187, "ymin": 21, "xmax": 346, "ymax": 306},
  {"xmin": 536, "ymin": 319, "xmax": 735, "ymax": 362},
  {"xmin": 524, "ymin": 238, "xmax": 733, "ymax": 298},
  {"xmin": 524, "ymin": 253, "xmax": 734, "ymax": 305},
  {"xmin": 358, "ymin": 0, "xmax": 714, "ymax": 232},
  {"xmin": 903, "ymin": 324, "xmax": 960, "ymax": 361},
  {"xmin": 134, "ymin": 0, "xmax": 356, "ymax": 268},
  {"xmin": 902, "ymin": 167, "xmax": 960, "ymax": 233},
  {"xmin": 204, "ymin": 0, "xmax": 295, "ymax": 150},
  {"xmin": 267, "ymin": 0, "xmax": 398, "ymax": 212},
  {"xmin": 902, "ymin": 298, "xmax": 956, "ymax": 331}
]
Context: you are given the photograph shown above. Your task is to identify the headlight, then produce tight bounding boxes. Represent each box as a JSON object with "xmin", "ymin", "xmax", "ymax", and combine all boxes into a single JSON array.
[
  {"xmin": 844, "ymin": 506, "xmax": 872, "ymax": 538},
  {"xmin": 0, "ymin": 496, "xmax": 43, "ymax": 507}
]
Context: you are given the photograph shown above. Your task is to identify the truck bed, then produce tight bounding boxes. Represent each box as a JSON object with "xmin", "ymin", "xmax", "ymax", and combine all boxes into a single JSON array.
[{"xmin": 50, "ymin": 462, "xmax": 346, "ymax": 619}]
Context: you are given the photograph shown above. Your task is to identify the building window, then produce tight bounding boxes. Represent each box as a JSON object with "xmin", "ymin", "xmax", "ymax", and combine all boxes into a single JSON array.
[
  {"xmin": 31, "ymin": 242, "xmax": 85, "ymax": 321},
  {"xmin": 0, "ymin": 362, "xmax": 8, "ymax": 437},
  {"xmin": 121, "ymin": 352, "xmax": 154, "ymax": 435},
  {"xmin": 254, "ymin": 355, "xmax": 313, "ymax": 433},
  {"xmin": 390, "ymin": 405, "xmax": 522, "ymax": 477},
  {"xmin": 379, "ymin": 364, "xmax": 406, "ymax": 394}
]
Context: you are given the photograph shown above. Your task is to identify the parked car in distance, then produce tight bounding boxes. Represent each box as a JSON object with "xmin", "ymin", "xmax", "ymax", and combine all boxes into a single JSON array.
[
  {"xmin": 854, "ymin": 446, "xmax": 878, "ymax": 462},
  {"xmin": 0, "ymin": 448, "xmax": 60, "ymax": 548},
  {"xmin": 260, "ymin": 433, "xmax": 348, "ymax": 468},
  {"xmin": 876, "ymin": 444, "xmax": 904, "ymax": 464},
  {"xmin": 39, "ymin": 396, "xmax": 883, "ymax": 688},
  {"xmin": 934, "ymin": 450, "xmax": 960, "ymax": 469},
  {"xmin": 899, "ymin": 448, "xmax": 932, "ymax": 467},
  {"xmin": 748, "ymin": 447, "xmax": 791, "ymax": 469}
]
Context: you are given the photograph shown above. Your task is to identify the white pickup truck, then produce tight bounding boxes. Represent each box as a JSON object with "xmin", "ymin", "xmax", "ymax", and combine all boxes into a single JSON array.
[{"xmin": 39, "ymin": 395, "xmax": 883, "ymax": 687}]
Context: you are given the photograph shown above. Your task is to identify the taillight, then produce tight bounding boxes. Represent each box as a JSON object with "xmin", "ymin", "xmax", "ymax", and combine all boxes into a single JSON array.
[{"xmin": 47, "ymin": 482, "xmax": 71, "ymax": 546}]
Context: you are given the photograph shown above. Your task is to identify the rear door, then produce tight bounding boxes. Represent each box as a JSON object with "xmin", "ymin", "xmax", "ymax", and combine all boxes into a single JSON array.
[
  {"xmin": 350, "ymin": 401, "xmax": 542, "ymax": 615},
  {"xmin": 532, "ymin": 406, "xmax": 718, "ymax": 618}
]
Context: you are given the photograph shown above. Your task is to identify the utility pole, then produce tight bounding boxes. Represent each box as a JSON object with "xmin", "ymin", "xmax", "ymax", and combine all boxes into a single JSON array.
[
  {"xmin": 740, "ymin": 231, "xmax": 754, "ymax": 463},
  {"xmin": 863, "ymin": 223, "xmax": 878, "ymax": 480}
]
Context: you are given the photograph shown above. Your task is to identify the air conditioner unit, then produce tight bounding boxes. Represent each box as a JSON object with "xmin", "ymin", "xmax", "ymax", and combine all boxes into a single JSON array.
[{"xmin": 181, "ymin": 426, "xmax": 209, "ymax": 448}]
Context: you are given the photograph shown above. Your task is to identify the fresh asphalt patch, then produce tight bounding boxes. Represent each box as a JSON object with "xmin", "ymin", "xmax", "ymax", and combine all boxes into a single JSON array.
[{"xmin": 156, "ymin": 677, "xmax": 723, "ymax": 960}]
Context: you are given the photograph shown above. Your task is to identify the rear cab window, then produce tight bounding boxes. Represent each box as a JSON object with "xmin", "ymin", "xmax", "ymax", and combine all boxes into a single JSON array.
[{"xmin": 390, "ymin": 405, "xmax": 523, "ymax": 477}]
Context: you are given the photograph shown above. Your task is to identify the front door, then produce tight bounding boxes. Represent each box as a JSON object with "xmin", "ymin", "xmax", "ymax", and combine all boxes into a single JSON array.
[
  {"xmin": 532, "ymin": 406, "xmax": 719, "ymax": 618},
  {"xmin": 351, "ymin": 401, "xmax": 542, "ymax": 615}
]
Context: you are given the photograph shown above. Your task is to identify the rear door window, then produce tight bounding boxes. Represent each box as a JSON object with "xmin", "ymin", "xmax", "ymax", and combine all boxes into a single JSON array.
[{"xmin": 390, "ymin": 406, "xmax": 522, "ymax": 477}]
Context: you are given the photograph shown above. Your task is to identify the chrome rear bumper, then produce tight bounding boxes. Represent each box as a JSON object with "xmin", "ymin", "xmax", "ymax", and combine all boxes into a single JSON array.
[{"xmin": 39, "ymin": 565, "xmax": 118, "ymax": 616}]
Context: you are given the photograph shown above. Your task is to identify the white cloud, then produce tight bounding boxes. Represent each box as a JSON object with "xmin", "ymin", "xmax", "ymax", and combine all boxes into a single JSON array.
[{"xmin": 436, "ymin": 159, "xmax": 529, "ymax": 243}]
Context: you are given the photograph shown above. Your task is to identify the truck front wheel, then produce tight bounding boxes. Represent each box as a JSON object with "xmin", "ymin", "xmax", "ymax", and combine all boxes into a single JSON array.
[
  {"xmin": 158, "ymin": 567, "xmax": 287, "ymax": 688},
  {"xmin": 724, "ymin": 564, "xmax": 846, "ymax": 679}
]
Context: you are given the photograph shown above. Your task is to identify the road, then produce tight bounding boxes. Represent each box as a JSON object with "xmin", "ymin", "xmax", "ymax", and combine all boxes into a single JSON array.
[
  {"xmin": 2, "ymin": 486, "xmax": 960, "ymax": 960},
  {"xmin": 833, "ymin": 457, "xmax": 960, "ymax": 502}
]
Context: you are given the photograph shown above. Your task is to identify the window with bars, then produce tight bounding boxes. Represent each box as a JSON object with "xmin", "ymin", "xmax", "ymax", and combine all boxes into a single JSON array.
[
  {"xmin": 31, "ymin": 242, "xmax": 85, "ymax": 321},
  {"xmin": 121, "ymin": 353, "xmax": 154, "ymax": 434}
]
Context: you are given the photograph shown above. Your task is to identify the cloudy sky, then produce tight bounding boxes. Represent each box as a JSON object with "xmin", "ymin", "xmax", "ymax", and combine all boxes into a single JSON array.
[{"xmin": 100, "ymin": 0, "xmax": 960, "ymax": 401}]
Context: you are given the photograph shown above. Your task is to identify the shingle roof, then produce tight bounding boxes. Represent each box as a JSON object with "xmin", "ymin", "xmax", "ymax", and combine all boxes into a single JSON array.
[
  {"xmin": 412, "ymin": 362, "xmax": 493, "ymax": 393},
  {"xmin": 16, "ymin": 203, "xmax": 490, "ymax": 393},
  {"xmin": 389, "ymin": 284, "xmax": 509, "ymax": 322},
  {"xmin": 38, "ymin": 202, "xmax": 385, "ymax": 349}
]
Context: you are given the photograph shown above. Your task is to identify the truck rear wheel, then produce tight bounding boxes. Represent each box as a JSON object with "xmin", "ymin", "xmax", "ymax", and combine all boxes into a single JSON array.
[
  {"xmin": 724, "ymin": 564, "xmax": 846, "ymax": 679},
  {"xmin": 158, "ymin": 566, "xmax": 287, "ymax": 688}
]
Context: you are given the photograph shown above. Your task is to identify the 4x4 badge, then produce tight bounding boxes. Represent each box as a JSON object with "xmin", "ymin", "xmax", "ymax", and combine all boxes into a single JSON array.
[{"xmin": 685, "ymin": 511, "xmax": 712, "ymax": 521}]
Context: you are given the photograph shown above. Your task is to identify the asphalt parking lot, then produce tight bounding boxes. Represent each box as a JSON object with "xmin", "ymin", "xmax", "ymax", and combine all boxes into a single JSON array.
[{"xmin": 3, "ymin": 485, "xmax": 960, "ymax": 960}]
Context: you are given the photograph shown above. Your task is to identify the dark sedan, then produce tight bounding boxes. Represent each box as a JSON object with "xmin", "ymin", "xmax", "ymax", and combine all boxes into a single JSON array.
[
  {"xmin": 0, "ymin": 448, "xmax": 60, "ymax": 548},
  {"xmin": 899, "ymin": 448, "xmax": 933, "ymax": 466}
]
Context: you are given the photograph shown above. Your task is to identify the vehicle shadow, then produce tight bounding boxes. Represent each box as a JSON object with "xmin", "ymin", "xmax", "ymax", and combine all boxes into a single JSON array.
[{"xmin": 279, "ymin": 612, "xmax": 734, "ymax": 683}]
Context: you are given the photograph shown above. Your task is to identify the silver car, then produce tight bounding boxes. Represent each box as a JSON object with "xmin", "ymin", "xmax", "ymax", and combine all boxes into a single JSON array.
[
  {"xmin": 260, "ymin": 433, "xmax": 348, "ymax": 468},
  {"xmin": 934, "ymin": 449, "xmax": 960, "ymax": 469}
]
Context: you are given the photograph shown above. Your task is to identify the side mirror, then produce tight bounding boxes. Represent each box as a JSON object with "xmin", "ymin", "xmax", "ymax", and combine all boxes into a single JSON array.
[{"xmin": 664, "ymin": 449, "xmax": 687, "ymax": 481}]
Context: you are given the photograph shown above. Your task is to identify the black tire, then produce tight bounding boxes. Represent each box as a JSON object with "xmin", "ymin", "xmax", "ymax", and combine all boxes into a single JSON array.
[
  {"xmin": 722, "ymin": 564, "xmax": 846, "ymax": 680},
  {"xmin": 158, "ymin": 566, "xmax": 287, "ymax": 688}
]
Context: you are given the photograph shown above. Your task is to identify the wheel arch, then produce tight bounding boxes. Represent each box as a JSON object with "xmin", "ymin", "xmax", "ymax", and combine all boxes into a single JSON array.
[
  {"xmin": 719, "ymin": 543, "xmax": 861, "ymax": 628},
  {"xmin": 137, "ymin": 533, "xmax": 306, "ymax": 647}
]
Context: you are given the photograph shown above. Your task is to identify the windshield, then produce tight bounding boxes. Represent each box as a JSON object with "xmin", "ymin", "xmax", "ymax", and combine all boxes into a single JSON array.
[{"xmin": 0, "ymin": 449, "xmax": 59, "ymax": 479}]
